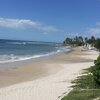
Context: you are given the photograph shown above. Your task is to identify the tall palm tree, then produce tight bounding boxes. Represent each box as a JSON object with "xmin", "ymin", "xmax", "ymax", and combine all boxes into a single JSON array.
[{"xmin": 85, "ymin": 37, "xmax": 88, "ymax": 47}]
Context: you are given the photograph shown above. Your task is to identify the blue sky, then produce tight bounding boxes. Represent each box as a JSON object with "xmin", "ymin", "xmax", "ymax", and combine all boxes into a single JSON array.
[{"xmin": 0, "ymin": 0, "xmax": 100, "ymax": 42}]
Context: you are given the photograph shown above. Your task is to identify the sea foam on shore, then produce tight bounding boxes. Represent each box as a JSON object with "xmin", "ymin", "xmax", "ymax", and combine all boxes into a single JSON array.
[{"xmin": 0, "ymin": 39, "xmax": 71, "ymax": 64}]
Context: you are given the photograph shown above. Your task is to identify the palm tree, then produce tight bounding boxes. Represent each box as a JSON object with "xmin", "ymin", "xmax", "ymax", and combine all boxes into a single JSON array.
[
  {"xmin": 91, "ymin": 36, "xmax": 95, "ymax": 46},
  {"xmin": 85, "ymin": 37, "xmax": 88, "ymax": 47},
  {"xmin": 94, "ymin": 38, "xmax": 100, "ymax": 52}
]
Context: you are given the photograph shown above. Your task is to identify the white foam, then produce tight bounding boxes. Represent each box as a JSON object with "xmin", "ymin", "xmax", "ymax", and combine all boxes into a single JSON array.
[
  {"xmin": 0, "ymin": 47, "xmax": 71, "ymax": 64},
  {"xmin": 6, "ymin": 42, "xmax": 27, "ymax": 45}
]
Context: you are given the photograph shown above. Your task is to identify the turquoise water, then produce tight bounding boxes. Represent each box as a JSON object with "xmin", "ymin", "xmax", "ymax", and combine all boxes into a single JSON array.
[{"xmin": 0, "ymin": 39, "xmax": 70, "ymax": 63}]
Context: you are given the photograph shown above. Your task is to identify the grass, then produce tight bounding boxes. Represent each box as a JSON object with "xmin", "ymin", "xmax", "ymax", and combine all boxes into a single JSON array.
[
  {"xmin": 62, "ymin": 89, "xmax": 100, "ymax": 100},
  {"xmin": 62, "ymin": 68, "xmax": 100, "ymax": 100}
]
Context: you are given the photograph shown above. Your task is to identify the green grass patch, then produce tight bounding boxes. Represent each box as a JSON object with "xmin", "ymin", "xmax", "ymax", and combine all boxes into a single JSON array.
[
  {"xmin": 62, "ymin": 68, "xmax": 100, "ymax": 100},
  {"xmin": 62, "ymin": 89, "xmax": 100, "ymax": 100},
  {"xmin": 72, "ymin": 74, "xmax": 95, "ymax": 89}
]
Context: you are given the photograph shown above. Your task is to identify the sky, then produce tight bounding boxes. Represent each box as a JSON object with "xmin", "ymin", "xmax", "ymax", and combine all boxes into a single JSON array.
[{"xmin": 0, "ymin": 0, "xmax": 100, "ymax": 42}]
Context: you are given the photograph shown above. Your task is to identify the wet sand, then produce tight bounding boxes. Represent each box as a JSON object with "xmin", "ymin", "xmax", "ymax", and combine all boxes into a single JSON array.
[{"xmin": 0, "ymin": 47, "xmax": 97, "ymax": 88}]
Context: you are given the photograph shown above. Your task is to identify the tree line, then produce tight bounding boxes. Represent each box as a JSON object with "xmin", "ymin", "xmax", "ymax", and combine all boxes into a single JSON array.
[{"xmin": 63, "ymin": 36, "xmax": 100, "ymax": 51}]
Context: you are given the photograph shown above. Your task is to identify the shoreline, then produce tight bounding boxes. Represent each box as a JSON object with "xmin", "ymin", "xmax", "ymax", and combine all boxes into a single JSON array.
[
  {"xmin": 0, "ymin": 46, "xmax": 71, "ymax": 68},
  {"xmin": 0, "ymin": 47, "xmax": 97, "ymax": 88},
  {"xmin": 0, "ymin": 45, "xmax": 71, "ymax": 65},
  {"xmin": 0, "ymin": 47, "xmax": 73, "ymax": 88},
  {"xmin": 0, "ymin": 47, "xmax": 99, "ymax": 100}
]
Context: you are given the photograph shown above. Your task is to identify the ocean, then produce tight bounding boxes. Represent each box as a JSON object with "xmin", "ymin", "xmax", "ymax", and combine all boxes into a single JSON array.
[{"xmin": 0, "ymin": 39, "xmax": 71, "ymax": 64}]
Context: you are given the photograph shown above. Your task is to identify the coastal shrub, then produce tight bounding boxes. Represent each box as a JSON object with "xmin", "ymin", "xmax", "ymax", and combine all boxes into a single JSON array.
[
  {"xmin": 62, "ymin": 70, "xmax": 100, "ymax": 100},
  {"xmin": 62, "ymin": 89, "xmax": 100, "ymax": 100},
  {"xmin": 90, "ymin": 56, "xmax": 100, "ymax": 87},
  {"xmin": 94, "ymin": 39, "xmax": 100, "ymax": 51}
]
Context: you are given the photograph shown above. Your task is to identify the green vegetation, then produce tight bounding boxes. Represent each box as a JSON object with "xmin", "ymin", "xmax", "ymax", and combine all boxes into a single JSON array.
[
  {"xmin": 62, "ymin": 68, "xmax": 100, "ymax": 100},
  {"xmin": 62, "ymin": 36, "xmax": 100, "ymax": 100},
  {"xmin": 62, "ymin": 55, "xmax": 100, "ymax": 100},
  {"xmin": 62, "ymin": 89, "xmax": 100, "ymax": 100},
  {"xmin": 63, "ymin": 36, "xmax": 100, "ymax": 51},
  {"xmin": 90, "ymin": 56, "xmax": 100, "ymax": 87},
  {"xmin": 95, "ymin": 38, "xmax": 100, "ymax": 51},
  {"xmin": 63, "ymin": 36, "xmax": 84, "ymax": 46}
]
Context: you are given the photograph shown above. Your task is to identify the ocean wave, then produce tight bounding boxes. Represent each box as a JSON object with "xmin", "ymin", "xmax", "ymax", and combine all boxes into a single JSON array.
[
  {"xmin": 0, "ymin": 47, "xmax": 71, "ymax": 64},
  {"xmin": 0, "ymin": 53, "xmax": 52, "ymax": 64},
  {"xmin": 6, "ymin": 42, "xmax": 27, "ymax": 45},
  {"xmin": 6, "ymin": 41, "xmax": 59, "ymax": 45}
]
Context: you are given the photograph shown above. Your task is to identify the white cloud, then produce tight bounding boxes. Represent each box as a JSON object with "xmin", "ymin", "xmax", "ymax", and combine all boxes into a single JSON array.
[
  {"xmin": 0, "ymin": 18, "xmax": 40, "ymax": 29},
  {"xmin": 84, "ymin": 22, "xmax": 100, "ymax": 37},
  {"xmin": 96, "ymin": 22, "xmax": 100, "ymax": 26},
  {"xmin": 38, "ymin": 26, "xmax": 61, "ymax": 33},
  {"xmin": 88, "ymin": 28, "xmax": 100, "ymax": 34},
  {"xmin": 0, "ymin": 17, "xmax": 61, "ymax": 33}
]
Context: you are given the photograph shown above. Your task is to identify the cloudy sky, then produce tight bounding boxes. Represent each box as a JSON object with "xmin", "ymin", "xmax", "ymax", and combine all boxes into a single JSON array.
[{"xmin": 0, "ymin": 0, "xmax": 100, "ymax": 42}]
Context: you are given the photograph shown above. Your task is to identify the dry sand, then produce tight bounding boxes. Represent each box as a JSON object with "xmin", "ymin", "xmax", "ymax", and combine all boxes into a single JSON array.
[{"xmin": 0, "ymin": 47, "xmax": 99, "ymax": 100}]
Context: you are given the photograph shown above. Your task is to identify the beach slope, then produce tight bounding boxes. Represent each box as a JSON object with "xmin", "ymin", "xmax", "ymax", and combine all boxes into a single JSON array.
[{"xmin": 0, "ymin": 47, "xmax": 98, "ymax": 100}]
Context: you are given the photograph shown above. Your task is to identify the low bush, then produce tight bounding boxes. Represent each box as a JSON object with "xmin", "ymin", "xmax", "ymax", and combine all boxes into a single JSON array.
[{"xmin": 90, "ymin": 56, "xmax": 100, "ymax": 87}]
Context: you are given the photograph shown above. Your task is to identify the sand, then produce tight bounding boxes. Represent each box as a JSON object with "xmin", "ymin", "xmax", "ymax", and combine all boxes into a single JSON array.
[{"xmin": 0, "ymin": 47, "xmax": 99, "ymax": 100}]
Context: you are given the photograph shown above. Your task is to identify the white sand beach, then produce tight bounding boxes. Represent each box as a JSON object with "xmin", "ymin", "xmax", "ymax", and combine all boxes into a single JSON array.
[{"xmin": 0, "ymin": 47, "xmax": 99, "ymax": 100}]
